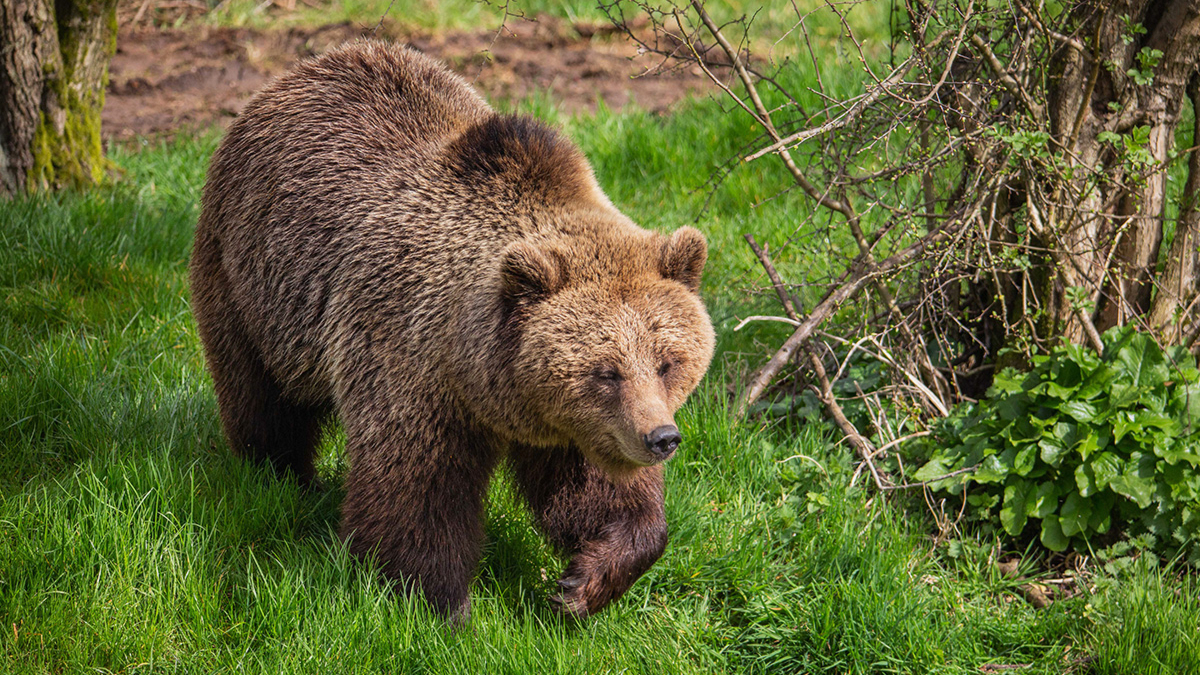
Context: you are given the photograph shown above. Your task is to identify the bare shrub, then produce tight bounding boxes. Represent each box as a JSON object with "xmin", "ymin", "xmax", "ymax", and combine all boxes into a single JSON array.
[{"xmin": 602, "ymin": 0, "xmax": 1200, "ymax": 484}]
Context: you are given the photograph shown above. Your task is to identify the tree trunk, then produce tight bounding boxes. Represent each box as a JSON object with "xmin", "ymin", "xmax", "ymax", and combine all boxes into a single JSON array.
[
  {"xmin": 1149, "ymin": 74, "xmax": 1200, "ymax": 343},
  {"xmin": 1042, "ymin": 3, "xmax": 1114, "ymax": 344},
  {"xmin": 1042, "ymin": 0, "xmax": 1200, "ymax": 340},
  {"xmin": 0, "ymin": 0, "xmax": 118, "ymax": 196}
]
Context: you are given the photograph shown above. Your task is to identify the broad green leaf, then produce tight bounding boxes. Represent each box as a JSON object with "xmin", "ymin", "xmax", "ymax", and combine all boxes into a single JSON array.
[
  {"xmin": 1039, "ymin": 436, "xmax": 1068, "ymax": 467},
  {"xmin": 1074, "ymin": 431, "xmax": 1106, "ymax": 460},
  {"xmin": 1185, "ymin": 474, "xmax": 1200, "ymax": 502},
  {"xmin": 1114, "ymin": 331, "xmax": 1170, "ymax": 389},
  {"xmin": 1144, "ymin": 511, "xmax": 1173, "ymax": 540},
  {"xmin": 962, "ymin": 439, "xmax": 989, "ymax": 468},
  {"xmin": 1143, "ymin": 391, "xmax": 1167, "ymax": 414},
  {"xmin": 1090, "ymin": 452, "xmax": 1122, "ymax": 489},
  {"xmin": 1056, "ymin": 421, "xmax": 1081, "ymax": 445},
  {"xmin": 1028, "ymin": 415, "xmax": 1055, "ymax": 430},
  {"xmin": 1170, "ymin": 478, "xmax": 1198, "ymax": 503},
  {"xmin": 1060, "ymin": 400, "xmax": 1099, "ymax": 423},
  {"xmin": 1109, "ymin": 382, "xmax": 1142, "ymax": 409},
  {"xmin": 1075, "ymin": 463, "xmax": 1097, "ymax": 497},
  {"xmin": 1159, "ymin": 443, "xmax": 1200, "ymax": 467},
  {"xmin": 1053, "ymin": 357, "xmax": 1085, "ymax": 388},
  {"xmin": 1115, "ymin": 410, "xmax": 1178, "ymax": 443},
  {"xmin": 1040, "ymin": 515, "xmax": 1070, "ymax": 551},
  {"xmin": 913, "ymin": 457, "xmax": 952, "ymax": 483},
  {"xmin": 967, "ymin": 492, "xmax": 1000, "ymax": 510},
  {"xmin": 1112, "ymin": 410, "xmax": 1139, "ymax": 443},
  {"xmin": 1101, "ymin": 324, "xmax": 1136, "ymax": 352},
  {"xmin": 1162, "ymin": 460, "xmax": 1186, "ymax": 485},
  {"xmin": 998, "ymin": 447, "xmax": 1018, "ymax": 469},
  {"xmin": 1077, "ymin": 364, "xmax": 1117, "ymax": 399},
  {"xmin": 1133, "ymin": 451, "xmax": 1158, "ymax": 478},
  {"xmin": 1032, "ymin": 380, "xmax": 1077, "ymax": 399},
  {"xmin": 1001, "ymin": 481, "xmax": 1032, "ymax": 535},
  {"xmin": 1060, "ymin": 492, "xmax": 1093, "ymax": 537},
  {"xmin": 1001, "ymin": 418, "xmax": 1039, "ymax": 443},
  {"xmin": 1133, "ymin": 410, "xmax": 1179, "ymax": 436},
  {"xmin": 988, "ymin": 369, "xmax": 1025, "ymax": 394},
  {"xmin": 1029, "ymin": 481, "xmax": 1059, "ymax": 518},
  {"xmin": 1018, "ymin": 417, "xmax": 1045, "ymax": 437},
  {"xmin": 974, "ymin": 454, "xmax": 1007, "ymax": 484},
  {"xmin": 1171, "ymin": 382, "xmax": 1200, "ymax": 424},
  {"xmin": 1014, "ymin": 444, "xmax": 1037, "ymax": 475},
  {"xmin": 1088, "ymin": 491, "xmax": 1116, "ymax": 534},
  {"xmin": 1063, "ymin": 343, "xmax": 1101, "ymax": 372},
  {"xmin": 1165, "ymin": 346, "xmax": 1200, "ymax": 378},
  {"xmin": 1109, "ymin": 470, "xmax": 1155, "ymax": 508},
  {"xmin": 997, "ymin": 394, "xmax": 1029, "ymax": 421}
]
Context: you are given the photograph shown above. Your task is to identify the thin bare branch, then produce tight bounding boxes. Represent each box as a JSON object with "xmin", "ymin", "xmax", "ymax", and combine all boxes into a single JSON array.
[{"xmin": 737, "ymin": 219, "xmax": 965, "ymax": 416}]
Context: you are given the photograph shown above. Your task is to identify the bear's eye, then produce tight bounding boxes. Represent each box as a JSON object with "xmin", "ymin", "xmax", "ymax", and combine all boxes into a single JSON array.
[
  {"xmin": 658, "ymin": 361, "xmax": 673, "ymax": 377},
  {"xmin": 596, "ymin": 368, "xmax": 623, "ymax": 383}
]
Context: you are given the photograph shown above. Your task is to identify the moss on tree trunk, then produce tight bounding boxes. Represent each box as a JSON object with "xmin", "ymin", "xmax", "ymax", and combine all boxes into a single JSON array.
[{"xmin": 0, "ymin": 0, "xmax": 117, "ymax": 196}]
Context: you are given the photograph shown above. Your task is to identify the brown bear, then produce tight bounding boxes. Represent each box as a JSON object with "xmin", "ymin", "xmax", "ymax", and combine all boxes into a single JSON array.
[{"xmin": 190, "ymin": 41, "xmax": 714, "ymax": 621}]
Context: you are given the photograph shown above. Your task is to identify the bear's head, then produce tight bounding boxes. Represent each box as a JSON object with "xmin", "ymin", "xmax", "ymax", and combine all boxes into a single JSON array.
[{"xmin": 501, "ymin": 226, "xmax": 715, "ymax": 476}]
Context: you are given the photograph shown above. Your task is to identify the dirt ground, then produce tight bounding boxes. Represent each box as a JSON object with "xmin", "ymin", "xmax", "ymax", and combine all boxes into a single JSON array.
[{"xmin": 104, "ymin": 11, "xmax": 713, "ymax": 140}]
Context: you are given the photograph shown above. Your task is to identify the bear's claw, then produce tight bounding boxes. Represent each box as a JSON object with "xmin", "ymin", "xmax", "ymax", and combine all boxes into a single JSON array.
[
  {"xmin": 549, "ymin": 592, "xmax": 589, "ymax": 618},
  {"xmin": 550, "ymin": 573, "xmax": 592, "ymax": 618}
]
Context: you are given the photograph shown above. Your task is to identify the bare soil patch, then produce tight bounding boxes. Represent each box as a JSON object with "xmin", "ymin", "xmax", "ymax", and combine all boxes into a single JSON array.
[{"xmin": 104, "ymin": 15, "xmax": 712, "ymax": 140}]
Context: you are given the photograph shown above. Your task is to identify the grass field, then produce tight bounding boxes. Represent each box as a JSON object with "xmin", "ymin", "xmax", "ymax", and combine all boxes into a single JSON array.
[
  {"xmin": 4, "ymin": 2, "xmax": 1200, "ymax": 673},
  {"xmin": 202, "ymin": 0, "xmax": 827, "ymax": 36}
]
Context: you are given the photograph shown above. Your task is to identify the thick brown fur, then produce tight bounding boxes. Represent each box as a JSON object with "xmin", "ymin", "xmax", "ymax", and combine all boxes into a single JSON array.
[{"xmin": 190, "ymin": 41, "xmax": 715, "ymax": 621}]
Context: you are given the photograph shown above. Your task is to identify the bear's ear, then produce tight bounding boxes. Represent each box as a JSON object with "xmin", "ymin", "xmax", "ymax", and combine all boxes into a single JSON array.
[
  {"xmin": 501, "ymin": 240, "xmax": 566, "ymax": 304},
  {"xmin": 659, "ymin": 226, "xmax": 707, "ymax": 292}
]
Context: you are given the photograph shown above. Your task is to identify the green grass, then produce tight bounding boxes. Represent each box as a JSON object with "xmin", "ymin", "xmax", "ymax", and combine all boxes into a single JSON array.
[
  {"xmin": 4, "ymin": 22, "xmax": 1200, "ymax": 672},
  {"xmin": 188, "ymin": 0, "xmax": 892, "ymax": 63},
  {"xmin": 199, "ymin": 0, "xmax": 845, "ymax": 35}
]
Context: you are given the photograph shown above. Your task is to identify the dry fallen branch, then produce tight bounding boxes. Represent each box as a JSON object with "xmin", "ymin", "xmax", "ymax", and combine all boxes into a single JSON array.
[
  {"xmin": 743, "ymin": 236, "xmax": 966, "ymax": 491},
  {"xmin": 743, "ymin": 234, "xmax": 888, "ymax": 489},
  {"xmin": 736, "ymin": 220, "xmax": 961, "ymax": 416}
]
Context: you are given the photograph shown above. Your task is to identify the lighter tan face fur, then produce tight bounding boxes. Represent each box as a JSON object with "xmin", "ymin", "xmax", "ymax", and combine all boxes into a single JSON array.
[{"xmin": 514, "ymin": 277, "xmax": 715, "ymax": 472}]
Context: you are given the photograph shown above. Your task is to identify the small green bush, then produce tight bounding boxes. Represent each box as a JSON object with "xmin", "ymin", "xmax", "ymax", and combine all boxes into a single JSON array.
[{"xmin": 913, "ymin": 326, "xmax": 1200, "ymax": 561}]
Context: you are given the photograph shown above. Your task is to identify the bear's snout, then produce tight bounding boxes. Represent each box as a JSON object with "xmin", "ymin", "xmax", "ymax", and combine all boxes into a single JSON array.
[{"xmin": 643, "ymin": 425, "xmax": 682, "ymax": 461}]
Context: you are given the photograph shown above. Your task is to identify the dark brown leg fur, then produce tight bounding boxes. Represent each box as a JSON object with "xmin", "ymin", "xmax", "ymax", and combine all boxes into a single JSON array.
[
  {"xmin": 509, "ymin": 446, "xmax": 668, "ymax": 617},
  {"xmin": 191, "ymin": 238, "xmax": 326, "ymax": 484},
  {"xmin": 338, "ymin": 393, "xmax": 497, "ymax": 621},
  {"xmin": 211, "ymin": 342, "xmax": 326, "ymax": 484}
]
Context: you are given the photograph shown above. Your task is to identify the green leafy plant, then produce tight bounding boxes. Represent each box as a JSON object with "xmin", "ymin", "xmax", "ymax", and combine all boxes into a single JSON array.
[
  {"xmin": 1128, "ymin": 46, "xmax": 1164, "ymax": 85},
  {"xmin": 913, "ymin": 326, "xmax": 1200, "ymax": 560},
  {"xmin": 1120, "ymin": 14, "xmax": 1147, "ymax": 44}
]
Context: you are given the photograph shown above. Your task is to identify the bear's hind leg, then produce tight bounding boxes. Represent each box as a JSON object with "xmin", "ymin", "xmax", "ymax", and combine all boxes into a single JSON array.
[
  {"xmin": 509, "ymin": 447, "xmax": 667, "ymax": 617},
  {"xmin": 192, "ymin": 254, "xmax": 326, "ymax": 484},
  {"xmin": 214, "ymin": 348, "xmax": 326, "ymax": 485}
]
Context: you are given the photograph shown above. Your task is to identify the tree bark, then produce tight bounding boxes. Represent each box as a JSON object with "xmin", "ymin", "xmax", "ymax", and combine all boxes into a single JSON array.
[
  {"xmin": 1105, "ymin": 0, "xmax": 1200, "ymax": 325},
  {"xmin": 1042, "ymin": 2, "xmax": 1114, "ymax": 343},
  {"xmin": 0, "ymin": 0, "xmax": 117, "ymax": 196},
  {"xmin": 1149, "ymin": 74, "xmax": 1200, "ymax": 342},
  {"xmin": 1042, "ymin": 0, "xmax": 1200, "ymax": 338}
]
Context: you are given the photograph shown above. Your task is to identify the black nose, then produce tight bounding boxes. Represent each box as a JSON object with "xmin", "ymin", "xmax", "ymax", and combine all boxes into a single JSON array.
[{"xmin": 644, "ymin": 425, "xmax": 682, "ymax": 460}]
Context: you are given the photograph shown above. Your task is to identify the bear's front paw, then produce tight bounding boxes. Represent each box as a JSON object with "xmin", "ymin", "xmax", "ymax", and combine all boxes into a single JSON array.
[{"xmin": 549, "ymin": 574, "xmax": 591, "ymax": 618}]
